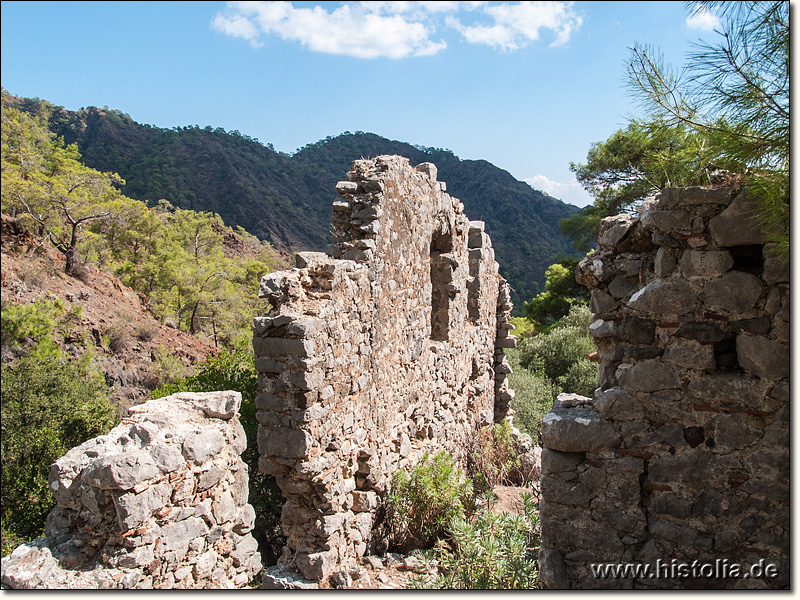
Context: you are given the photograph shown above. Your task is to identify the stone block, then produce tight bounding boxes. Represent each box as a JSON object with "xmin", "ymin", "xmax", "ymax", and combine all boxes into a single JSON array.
[
  {"xmin": 257, "ymin": 426, "xmax": 312, "ymax": 459},
  {"xmin": 252, "ymin": 336, "xmax": 316, "ymax": 358},
  {"xmin": 656, "ymin": 186, "xmax": 733, "ymax": 207},
  {"xmin": 598, "ymin": 214, "xmax": 634, "ymax": 247},
  {"xmin": 82, "ymin": 452, "xmax": 159, "ymax": 491},
  {"xmin": 616, "ymin": 361, "xmax": 680, "ymax": 393},
  {"xmin": 679, "ymin": 250, "xmax": 733, "ymax": 279},
  {"xmin": 662, "ymin": 339, "xmax": 715, "ymax": 372},
  {"xmin": 590, "ymin": 288, "xmax": 617, "ymax": 316},
  {"xmin": 707, "ymin": 190, "xmax": 770, "ymax": 246},
  {"xmin": 703, "ymin": 271, "xmax": 762, "ymax": 314},
  {"xmin": 641, "ymin": 209, "xmax": 692, "ymax": 233},
  {"xmin": 628, "ymin": 279, "xmax": 698, "ymax": 316},
  {"xmin": 736, "ymin": 333, "xmax": 789, "ymax": 380},
  {"xmin": 296, "ymin": 551, "xmax": 336, "ymax": 581},
  {"xmin": 182, "ymin": 429, "xmax": 225, "ymax": 466},
  {"xmin": 654, "ymin": 248, "xmax": 677, "ymax": 278},
  {"xmin": 542, "ymin": 406, "xmax": 619, "ymax": 453}
]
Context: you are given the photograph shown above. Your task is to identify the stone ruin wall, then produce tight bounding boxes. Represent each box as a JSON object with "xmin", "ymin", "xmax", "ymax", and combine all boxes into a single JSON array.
[
  {"xmin": 538, "ymin": 187, "xmax": 789, "ymax": 589},
  {"xmin": 1, "ymin": 391, "xmax": 261, "ymax": 589},
  {"xmin": 253, "ymin": 155, "xmax": 517, "ymax": 582}
]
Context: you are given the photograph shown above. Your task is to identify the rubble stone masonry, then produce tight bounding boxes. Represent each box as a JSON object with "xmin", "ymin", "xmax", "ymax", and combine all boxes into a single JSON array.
[
  {"xmin": 1, "ymin": 392, "xmax": 262, "ymax": 589},
  {"xmin": 538, "ymin": 187, "xmax": 789, "ymax": 589},
  {"xmin": 252, "ymin": 155, "xmax": 516, "ymax": 582}
]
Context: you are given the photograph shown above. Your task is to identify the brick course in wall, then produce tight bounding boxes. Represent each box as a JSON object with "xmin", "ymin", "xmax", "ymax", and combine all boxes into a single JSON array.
[
  {"xmin": 538, "ymin": 187, "xmax": 789, "ymax": 589},
  {"xmin": 253, "ymin": 155, "xmax": 517, "ymax": 582}
]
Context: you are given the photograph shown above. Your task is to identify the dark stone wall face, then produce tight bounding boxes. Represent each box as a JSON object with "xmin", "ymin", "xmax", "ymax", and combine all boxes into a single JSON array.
[{"xmin": 539, "ymin": 187, "xmax": 789, "ymax": 590}]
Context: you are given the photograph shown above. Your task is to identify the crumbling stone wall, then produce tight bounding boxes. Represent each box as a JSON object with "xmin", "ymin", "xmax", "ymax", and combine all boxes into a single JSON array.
[
  {"xmin": 253, "ymin": 155, "xmax": 516, "ymax": 582},
  {"xmin": 539, "ymin": 187, "xmax": 789, "ymax": 589},
  {"xmin": 1, "ymin": 392, "xmax": 261, "ymax": 589}
]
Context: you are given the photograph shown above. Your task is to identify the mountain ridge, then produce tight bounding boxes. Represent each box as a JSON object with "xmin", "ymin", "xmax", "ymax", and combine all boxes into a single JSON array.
[{"xmin": 16, "ymin": 97, "xmax": 581, "ymax": 308}]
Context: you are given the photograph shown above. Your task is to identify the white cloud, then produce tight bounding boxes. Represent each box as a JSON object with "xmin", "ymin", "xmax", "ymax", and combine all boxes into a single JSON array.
[
  {"xmin": 212, "ymin": 1, "xmax": 582, "ymax": 58},
  {"xmin": 685, "ymin": 5, "xmax": 720, "ymax": 32},
  {"xmin": 450, "ymin": 1, "xmax": 583, "ymax": 51},
  {"xmin": 524, "ymin": 174, "xmax": 593, "ymax": 208},
  {"xmin": 211, "ymin": 1, "xmax": 446, "ymax": 58}
]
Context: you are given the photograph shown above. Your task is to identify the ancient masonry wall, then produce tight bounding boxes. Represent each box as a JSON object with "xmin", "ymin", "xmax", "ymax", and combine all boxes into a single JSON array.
[
  {"xmin": 538, "ymin": 187, "xmax": 789, "ymax": 589},
  {"xmin": 1, "ymin": 392, "xmax": 261, "ymax": 589},
  {"xmin": 253, "ymin": 155, "xmax": 516, "ymax": 581}
]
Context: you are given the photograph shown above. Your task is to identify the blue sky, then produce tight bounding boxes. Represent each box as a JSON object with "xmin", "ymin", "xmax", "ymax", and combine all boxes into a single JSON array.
[{"xmin": 1, "ymin": 1, "xmax": 727, "ymax": 207}]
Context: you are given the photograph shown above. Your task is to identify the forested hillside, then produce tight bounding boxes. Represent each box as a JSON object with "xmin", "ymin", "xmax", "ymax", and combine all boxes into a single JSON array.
[{"xmin": 15, "ymin": 97, "xmax": 581, "ymax": 308}]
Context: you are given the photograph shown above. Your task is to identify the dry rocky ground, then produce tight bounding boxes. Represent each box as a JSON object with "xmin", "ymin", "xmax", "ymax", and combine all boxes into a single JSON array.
[{"xmin": 1, "ymin": 214, "xmax": 214, "ymax": 412}]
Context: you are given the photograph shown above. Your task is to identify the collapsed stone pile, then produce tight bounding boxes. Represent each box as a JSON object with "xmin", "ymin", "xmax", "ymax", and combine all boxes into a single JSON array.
[
  {"xmin": 1, "ymin": 391, "xmax": 261, "ymax": 589},
  {"xmin": 254, "ymin": 155, "xmax": 517, "ymax": 583},
  {"xmin": 539, "ymin": 187, "xmax": 789, "ymax": 589}
]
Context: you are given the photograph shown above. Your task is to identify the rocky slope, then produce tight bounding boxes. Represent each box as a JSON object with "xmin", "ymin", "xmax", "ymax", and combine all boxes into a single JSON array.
[{"xmin": 1, "ymin": 214, "xmax": 213, "ymax": 410}]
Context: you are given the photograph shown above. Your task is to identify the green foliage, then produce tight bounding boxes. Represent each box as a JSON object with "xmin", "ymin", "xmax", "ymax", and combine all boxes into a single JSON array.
[
  {"xmin": 386, "ymin": 452, "xmax": 473, "ymax": 551},
  {"xmin": 1, "ymin": 352, "xmax": 117, "ymax": 554},
  {"xmin": 1, "ymin": 296, "xmax": 83, "ymax": 361},
  {"xmin": 508, "ymin": 316, "xmax": 536, "ymax": 339},
  {"xmin": 1, "ymin": 90, "xmax": 130, "ymax": 276},
  {"xmin": 558, "ymin": 357, "xmax": 601, "ymax": 399},
  {"xmin": 152, "ymin": 349, "xmax": 285, "ymax": 564},
  {"xmin": 565, "ymin": 120, "xmax": 716, "ymax": 251},
  {"xmin": 2, "ymin": 89, "xmax": 284, "ymax": 348},
  {"xmin": 469, "ymin": 422, "xmax": 525, "ymax": 492},
  {"xmin": 408, "ymin": 493, "xmax": 540, "ymax": 589},
  {"xmin": 518, "ymin": 304, "xmax": 595, "ymax": 382},
  {"xmin": 506, "ymin": 349, "xmax": 558, "ymax": 444},
  {"xmin": 524, "ymin": 257, "xmax": 589, "ymax": 329}
]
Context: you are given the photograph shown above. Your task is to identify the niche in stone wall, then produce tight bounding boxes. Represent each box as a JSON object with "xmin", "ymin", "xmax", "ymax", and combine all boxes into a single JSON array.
[{"xmin": 430, "ymin": 221, "xmax": 454, "ymax": 342}]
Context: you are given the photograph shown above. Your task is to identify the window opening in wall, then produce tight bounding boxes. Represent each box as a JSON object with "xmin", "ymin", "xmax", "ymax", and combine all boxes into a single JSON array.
[
  {"xmin": 430, "ymin": 224, "xmax": 453, "ymax": 342},
  {"xmin": 727, "ymin": 244, "xmax": 764, "ymax": 274},
  {"xmin": 713, "ymin": 336, "xmax": 742, "ymax": 373}
]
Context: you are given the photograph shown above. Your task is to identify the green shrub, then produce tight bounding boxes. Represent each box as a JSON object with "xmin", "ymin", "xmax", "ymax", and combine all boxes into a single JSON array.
[
  {"xmin": 1, "ymin": 353, "xmax": 117, "ymax": 555},
  {"xmin": 409, "ymin": 492, "xmax": 541, "ymax": 589},
  {"xmin": 557, "ymin": 358, "xmax": 599, "ymax": 398},
  {"xmin": 386, "ymin": 452, "xmax": 473, "ymax": 551},
  {"xmin": 506, "ymin": 348, "xmax": 558, "ymax": 444},
  {"xmin": 517, "ymin": 304, "xmax": 594, "ymax": 382},
  {"xmin": 152, "ymin": 348, "xmax": 285, "ymax": 565},
  {"xmin": 469, "ymin": 422, "xmax": 525, "ymax": 491}
]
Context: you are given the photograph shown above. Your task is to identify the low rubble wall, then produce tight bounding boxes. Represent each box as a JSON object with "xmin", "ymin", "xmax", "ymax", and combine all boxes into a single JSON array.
[{"xmin": 1, "ymin": 391, "xmax": 261, "ymax": 589}]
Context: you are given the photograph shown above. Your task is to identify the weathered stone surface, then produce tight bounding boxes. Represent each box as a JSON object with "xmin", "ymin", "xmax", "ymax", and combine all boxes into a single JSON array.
[
  {"xmin": 641, "ymin": 209, "xmax": 692, "ymax": 233},
  {"xmin": 182, "ymin": 429, "xmax": 225, "ymax": 466},
  {"xmin": 654, "ymin": 248, "xmax": 677, "ymax": 278},
  {"xmin": 679, "ymin": 250, "xmax": 733, "ymax": 279},
  {"xmin": 82, "ymin": 452, "xmax": 159, "ymax": 490},
  {"xmin": 736, "ymin": 333, "xmax": 789, "ymax": 380},
  {"xmin": 542, "ymin": 406, "xmax": 618, "ymax": 453},
  {"xmin": 178, "ymin": 391, "xmax": 241, "ymax": 420},
  {"xmin": 608, "ymin": 275, "xmax": 639, "ymax": 299},
  {"xmin": 656, "ymin": 187, "xmax": 733, "ymax": 207},
  {"xmin": 762, "ymin": 245, "xmax": 789, "ymax": 284},
  {"xmin": 114, "ymin": 482, "xmax": 172, "ymax": 530},
  {"xmin": 1, "ymin": 392, "xmax": 261, "ymax": 589},
  {"xmin": 540, "ymin": 184, "xmax": 787, "ymax": 590},
  {"xmin": 618, "ymin": 317, "xmax": 655, "ymax": 345},
  {"xmin": 590, "ymin": 288, "xmax": 617, "ymax": 316},
  {"xmin": 707, "ymin": 191, "xmax": 769, "ymax": 246},
  {"xmin": 628, "ymin": 279, "xmax": 698, "ymax": 316},
  {"xmin": 703, "ymin": 271, "xmax": 762, "ymax": 314},
  {"xmin": 598, "ymin": 215, "xmax": 634, "ymax": 248},
  {"xmin": 257, "ymin": 426, "xmax": 312, "ymax": 458},
  {"xmin": 662, "ymin": 339, "xmax": 715, "ymax": 372},
  {"xmin": 617, "ymin": 361, "xmax": 680, "ymax": 393}
]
